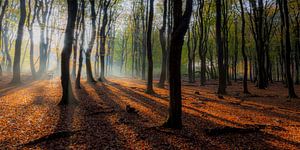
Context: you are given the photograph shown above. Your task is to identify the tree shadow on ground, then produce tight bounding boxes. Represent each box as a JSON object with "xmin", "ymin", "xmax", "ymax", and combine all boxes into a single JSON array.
[
  {"xmin": 74, "ymin": 84, "xmax": 126, "ymax": 149},
  {"xmin": 103, "ymin": 80, "xmax": 300, "ymax": 149},
  {"xmin": 182, "ymin": 91, "xmax": 300, "ymax": 123}
]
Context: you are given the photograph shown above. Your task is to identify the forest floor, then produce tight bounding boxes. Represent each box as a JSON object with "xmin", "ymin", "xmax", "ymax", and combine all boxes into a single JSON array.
[{"xmin": 0, "ymin": 73, "xmax": 300, "ymax": 149}]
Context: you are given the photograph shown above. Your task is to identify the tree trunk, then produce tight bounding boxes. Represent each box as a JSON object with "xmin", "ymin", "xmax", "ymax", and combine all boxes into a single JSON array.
[
  {"xmin": 0, "ymin": 0, "xmax": 8, "ymax": 76},
  {"xmin": 72, "ymin": 10, "xmax": 81, "ymax": 79},
  {"xmin": 216, "ymin": 0, "xmax": 226, "ymax": 94},
  {"xmin": 141, "ymin": 0, "xmax": 147, "ymax": 80},
  {"xmin": 145, "ymin": 0, "xmax": 154, "ymax": 94},
  {"xmin": 164, "ymin": 0, "xmax": 193, "ymax": 129},
  {"xmin": 98, "ymin": 1, "xmax": 110, "ymax": 82},
  {"xmin": 239, "ymin": 0, "xmax": 249, "ymax": 94},
  {"xmin": 295, "ymin": 11, "xmax": 300, "ymax": 84},
  {"xmin": 85, "ymin": 0, "xmax": 96, "ymax": 83},
  {"xmin": 187, "ymin": 29, "xmax": 193, "ymax": 83},
  {"xmin": 60, "ymin": 0, "xmax": 78, "ymax": 105},
  {"xmin": 281, "ymin": 0, "xmax": 297, "ymax": 98},
  {"xmin": 27, "ymin": 0, "xmax": 37, "ymax": 78},
  {"xmin": 11, "ymin": 0, "xmax": 26, "ymax": 84},
  {"xmin": 234, "ymin": 16, "xmax": 238, "ymax": 82},
  {"xmin": 76, "ymin": 0, "xmax": 85, "ymax": 89},
  {"xmin": 3, "ymin": 23, "xmax": 11, "ymax": 72},
  {"xmin": 158, "ymin": 0, "xmax": 167, "ymax": 88}
]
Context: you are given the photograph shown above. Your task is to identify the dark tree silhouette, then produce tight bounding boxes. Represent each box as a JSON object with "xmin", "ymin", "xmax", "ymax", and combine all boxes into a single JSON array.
[
  {"xmin": 145, "ymin": 0, "xmax": 155, "ymax": 94},
  {"xmin": 11, "ymin": 0, "xmax": 26, "ymax": 84},
  {"xmin": 280, "ymin": 0, "xmax": 298, "ymax": 98},
  {"xmin": 216, "ymin": 0, "xmax": 226, "ymax": 94},
  {"xmin": 164, "ymin": 0, "xmax": 193, "ymax": 129},
  {"xmin": 239, "ymin": 0, "xmax": 250, "ymax": 94},
  {"xmin": 60, "ymin": 0, "xmax": 78, "ymax": 105}
]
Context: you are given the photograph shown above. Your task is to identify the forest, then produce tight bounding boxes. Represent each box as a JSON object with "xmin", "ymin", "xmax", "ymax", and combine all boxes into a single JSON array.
[{"xmin": 0, "ymin": 0, "xmax": 299, "ymax": 149}]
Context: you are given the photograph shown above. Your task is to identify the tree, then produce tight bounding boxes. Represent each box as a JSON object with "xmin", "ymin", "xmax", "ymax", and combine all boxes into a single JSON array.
[
  {"xmin": 145, "ymin": 0, "xmax": 155, "ymax": 94},
  {"xmin": 248, "ymin": 0, "xmax": 277, "ymax": 89},
  {"xmin": 85, "ymin": 0, "xmax": 97, "ymax": 83},
  {"xmin": 141, "ymin": 0, "xmax": 147, "ymax": 80},
  {"xmin": 36, "ymin": 0, "xmax": 54, "ymax": 76},
  {"xmin": 280, "ymin": 0, "xmax": 298, "ymax": 98},
  {"xmin": 216, "ymin": 0, "xmax": 226, "ymax": 94},
  {"xmin": 0, "ymin": 0, "xmax": 8, "ymax": 76},
  {"xmin": 3, "ymin": 19, "xmax": 11, "ymax": 72},
  {"xmin": 11, "ymin": 0, "xmax": 26, "ymax": 84},
  {"xmin": 76, "ymin": 0, "xmax": 85, "ymax": 89},
  {"xmin": 197, "ymin": 0, "xmax": 210, "ymax": 86},
  {"xmin": 239, "ymin": 0, "xmax": 249, "ymax": 94},
  {"xmin": 164, "ymin": 0, "xmax": 193, "ymax": 129},
  {"xmin": 27, "ymin": 0, "xmax": 38, "ymax": 78},
  {"xmin": 98, "ymin": 0, "xmax": 111, "ymax": 82},
  {"xmin": 72, "ymin": 5, "xmax": 82, "ymax": 79},
  {"xmin": 158, "ymin": 0, "xmax": 168, "ymax": 87},
  {"xmin": 60, "ymin": 0, "xmax": 78, "ymax": 105}
]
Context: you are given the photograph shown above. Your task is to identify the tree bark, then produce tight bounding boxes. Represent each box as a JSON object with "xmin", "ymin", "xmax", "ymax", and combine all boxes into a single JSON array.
[
  {"xmin": 0, "ymin": 0, "xmax": 8, "ymax": 76},
  {"xmin": 72, "ymin": 8, "xmax": 81, "ymax": 79},
  {"xmin": 98, "ymin": 0, "xmax": 110, "ymax": 82},
  {"xmin": 141, "ymin": 0, "xmax": 147, "ymax": 80},
  {"xmin": 3, "ymin": 22, "xmax": 11, "ymax": 72},
  {"xmin": 164, "ymin": 0, "xmax": 193, "ymax": 129},
  {"xmin": 85, "ymin": 0, "xmax": 97, "ymax": 83},
  {"xmin": 216, "ymin": 0, "xmax": 226, "ymax": 94},
  {"xmin": 60, "ymin": 0, "xmax": 78, "ymax": 105},
  {"xmin": 158, "ymin": 0, "xmax": 167, "ymax": 88},
  {"xmin": 239, "ymin": 0, "xmax": 249, "ymax": 94},
  {"xmin": 27, "ymin": 0, "xmax": 37, "ymax": 78},
  {"xmin": 281, "ymin": 0, "xmax": 297, "ymax": 98},
  {"xmin": 145, "ymin": 0, "xmax": 155, "ymax": 94},
  {"xmin": 76, "ymin": 0, "xmax": 85, "ymax": 89},
  {"xmin": 11, "ymin": 0, "xmax": 26, "ymax": 84}
]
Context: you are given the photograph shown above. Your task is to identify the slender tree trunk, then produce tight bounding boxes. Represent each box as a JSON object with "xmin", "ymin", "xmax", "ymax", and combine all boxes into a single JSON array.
[
  {"xmin": 141, "ymin": 0, "xmax": 147, "ymax": 80},
  {"xmin": 0, "ymin": 0, "xmax": 8, "ymax": 76},
  {"xmin": 295, "ymin": 14, "xmax": 300, "ymax": 84},
  {"xmin": 76, "ymin": 0, "xmax": 85, "ymax": 89},
  {"xmin": 249, "ymin": 56, "xmax": 253, "ymax": 82},
  {"xmin": 216, "ymin": 0, "xmax": 226, "ymax": 94},
  {"xmin": 239, "ymin": 0, "xmax": 249, "ymax": 94},
  {"xmin": 37, "ymin": 0, "xmax": 49, "ymax": 76},
  {"xmin": 11, "ymin": 0, "xmax": 26, "ymax": 84},
  {"xmin": 3, "ymin": 23, "xmax": 11, "ymax": 72},
  {"xmin": 72, "ymin": 11, "xmax": 81, "ymax": 79},
  {"xmin": 27, "ymin": 0, "xmax": 37, "ymax": 78},
  {"xmin": 85, "ymin": 0, "xmax": 97, "ymax": 83},
  {"xmin": 60, "ymin": 0, "xmax": 78, "ymax": 105},
  {"xmin": 198, "ymin": 0, "xmax": 206, "ymax": 86},
  {"xmin": 145, "ymin": 0, "xmax": 154, "ymax": 94},
  {"xmin": 187, "ymin": 29, "xmax": 193, "ymax": 83},
  {"xmin": 281, "ymin": 0, "xmax": 297, "ymax": 98},
  {"xmin": 234, "ymin": 17, "xmax": 238, "ymax": 82},
  {"xmin": 98, "ymin": 1, "xmax": 110, "ymax": 82},
  {"xmin": 158, "ymin": 0, "xmax": 167, "ymax": 88}
]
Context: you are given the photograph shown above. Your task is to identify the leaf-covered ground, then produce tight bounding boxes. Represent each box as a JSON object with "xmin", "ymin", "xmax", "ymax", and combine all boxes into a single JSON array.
[{"xmin": 0, "ymin": 74, "xmax": 300, "ymax": 149}]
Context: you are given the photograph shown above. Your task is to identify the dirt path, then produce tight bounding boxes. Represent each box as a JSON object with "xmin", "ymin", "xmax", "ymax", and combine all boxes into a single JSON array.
[{"xmin": 0, "ymin": 75, "xmax": 299, "ymax": 149}]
